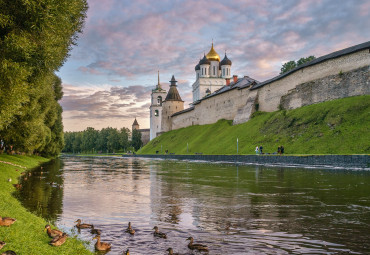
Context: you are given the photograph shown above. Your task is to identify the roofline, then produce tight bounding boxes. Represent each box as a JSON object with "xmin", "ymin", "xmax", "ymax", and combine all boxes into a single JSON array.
[
  {"xmin": 251, "ymin": 40, "xmax": 370, "ymax": 90},
  {"xmin": 171, "ymin": 106, "xmax": 195, "ymax": 117}
]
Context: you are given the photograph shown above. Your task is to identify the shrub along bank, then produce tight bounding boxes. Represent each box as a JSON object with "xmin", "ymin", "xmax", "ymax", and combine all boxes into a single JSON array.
[
  {"xmin": 0, "ymin": 155, "xmax": 92, "ymax": 254},
  {"xmin": 139, "ymin": 95, "xmax": 370, "ymax": 155}
]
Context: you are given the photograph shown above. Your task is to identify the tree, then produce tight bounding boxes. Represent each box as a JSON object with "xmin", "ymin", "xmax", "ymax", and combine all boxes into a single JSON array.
[
  {"xmin": 0, "ymin": 0, "xmax": 88, "ymax": 156},
  {"xmin": 280, "ymin": 56, "xmax": 316, "ymax": 74},
  {"xmin": 131, "ymin": 129, "xmax": 143, "ymax": 151}
]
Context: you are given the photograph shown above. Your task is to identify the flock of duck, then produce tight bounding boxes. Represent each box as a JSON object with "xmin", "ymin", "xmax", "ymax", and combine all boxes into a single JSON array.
[
  {"xmin": 73, "ymin": 219, "xmax": 209, "ymax": 254},
  {"xmin": 1, "ymin": 216, "xmax": 209, "ymax": 254}
]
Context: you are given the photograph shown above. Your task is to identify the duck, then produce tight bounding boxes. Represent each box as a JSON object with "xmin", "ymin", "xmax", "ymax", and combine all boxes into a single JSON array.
[
  {"xmin": 153, "ymin": 226, "xmax": 167, "ymax": 239},
  {"xmin": 0, "ymin": 241, "xmax": 5, "ymax": 250},
  {"xmin": 1, "ymin": 251, "xmax": 16, "ymax": 255},
  {"xmin": 75, "ymin": 219, "xmax": 93, "ymax": 229},
  {"xmin": 0, "ymin": 217, "xmax": 16, "ymax": 227},
  {"xmin": 91, "ymin": 227, "xmax": 101, "ymax": 235},
  {"xmin": 186, "ymin": 237, "xmax": 208, "ymax": 252},
  {"xmin": 93, "ymin": 235, "xmax": 111, "ymax": 251},
  {"xmin": 166, "ymin": 248, "xmax": 194, "ymax": 255},
  {"xmin": 44, "ymin": 224, "xmax": 63, "ymax": 238},
  {"xmin": 12, "ymin": 184, "xmax": 22, "ymax": 190},
  {"xmin": 125, "ymin": 222, "xmax": 135, "ymax": 235},
  {"xmin": 49, "ymin": 233, "xmax": 68, "ymax": 246}
]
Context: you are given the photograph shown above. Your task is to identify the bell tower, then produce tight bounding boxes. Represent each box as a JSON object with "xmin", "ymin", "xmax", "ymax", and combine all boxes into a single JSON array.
[{"xmin": 150, "ymin": 71, "xmax": 167, "ymax": 140}]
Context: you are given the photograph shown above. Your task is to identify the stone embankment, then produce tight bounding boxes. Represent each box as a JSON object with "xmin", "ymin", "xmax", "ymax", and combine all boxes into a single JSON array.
[{"xmin": 125, "ymin": 154, "xmax": 369, "ymax": 169}]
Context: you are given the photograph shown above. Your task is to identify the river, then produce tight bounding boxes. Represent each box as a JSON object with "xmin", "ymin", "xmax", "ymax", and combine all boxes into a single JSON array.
[{"xmin": 17, "ymin": 156, "xmax": 370, "ymax": 254}]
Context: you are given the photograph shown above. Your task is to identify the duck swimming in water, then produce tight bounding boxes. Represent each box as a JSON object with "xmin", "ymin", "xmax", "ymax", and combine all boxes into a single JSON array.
[
  {"xmin": 186, "ymin": 237, "xmax": 208, "ymax": 252},
  {"xmin": 125, "ymin": 222, "xmax": 135, "ymax": 235},
  {"xmin": 44, "ymin": 224, "xmax": 63, "ymax": 238},
  {"xmin": 93, "ymin": 235, "xmax": 111, "ymax": 251},
  {"xmin": 74, "ymin": 219, "xmax": 93, "ymax": 229},
  {"xmin": 153, "ymin": 226, "xmax": 167, "ymax": 239},
  {"xmin": 91, "ymin": 226, "xmax": 101, "ymax": 235}
]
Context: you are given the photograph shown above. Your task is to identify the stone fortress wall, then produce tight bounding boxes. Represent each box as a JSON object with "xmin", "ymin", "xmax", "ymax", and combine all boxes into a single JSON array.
[{"xmin": 171, "ymin": 44, "xmax": 370, "ymax": 130}]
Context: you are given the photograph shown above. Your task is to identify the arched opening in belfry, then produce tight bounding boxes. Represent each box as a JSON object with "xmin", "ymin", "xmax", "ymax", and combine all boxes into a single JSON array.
[
  {"xmin": 157, "ymin": 96, "xmax": 162, "ymax": 106},
  {"xmin": 154, "ymin": 110, "xmax": 159, "ymax": 116}
]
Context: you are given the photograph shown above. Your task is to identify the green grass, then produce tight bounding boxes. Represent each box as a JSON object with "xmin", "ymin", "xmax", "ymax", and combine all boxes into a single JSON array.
[
  {"xmin": 139, "ymin": 95, "xmax": 370, "ymax": 155},
  {"xmin": 0, "ymin": 155, "xmax": 92, "ymax": 255}
]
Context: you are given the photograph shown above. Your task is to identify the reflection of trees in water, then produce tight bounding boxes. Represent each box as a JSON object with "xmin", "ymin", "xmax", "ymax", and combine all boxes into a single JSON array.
[{"xmin": 18, "ymin": 159, "xmax": 64, "ymax": 222}]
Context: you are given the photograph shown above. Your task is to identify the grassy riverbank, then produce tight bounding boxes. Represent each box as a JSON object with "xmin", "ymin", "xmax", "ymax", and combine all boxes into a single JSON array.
[
  {"xmin": 139, "ymin": 95, "xmax": 370, "ymax": 155},
  {"xmin": 0, "ymin": 155, "xmax": 92, "ymax": 255}
]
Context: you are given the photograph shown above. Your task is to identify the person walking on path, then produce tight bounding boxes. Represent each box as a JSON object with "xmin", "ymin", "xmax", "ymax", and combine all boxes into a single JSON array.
[
  {"xmin": 259, "ymin": 145, "xmax": 263, "ymax": 155},
  {"xmin": 255, "ymin": 146, "xmax": 259, "ymax": 155},
  {"xmin": 277, "ymin": 146, "xmax": 281, "ymax": 155},
  {"xmin": 281, "ymin": 145, "xmax": 284, "ymax": 155}
]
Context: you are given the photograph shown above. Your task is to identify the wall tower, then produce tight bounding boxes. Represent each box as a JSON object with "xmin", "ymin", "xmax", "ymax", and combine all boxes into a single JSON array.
[
  {"xmin": 161, "ymin": 75, "xmax": 184, "ymax": 132},
  {"xmin": 149, "ymin": 71, "xmax": 167, "ymax": 140}
]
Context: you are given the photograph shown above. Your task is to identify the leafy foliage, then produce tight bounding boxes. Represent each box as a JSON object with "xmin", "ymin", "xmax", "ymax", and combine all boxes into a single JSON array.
[
  {"xmin": 139, "ymin": 96, "xmax": 370, "ymax": 155},
  {"xmin": 0, "ymin": 0, "xmax": 88, "ymax": 157},
  {"xmin": 132, "ymin": 129, "xmax": 143, "ymax": 151},
  {"xmin": 280, "ymin": 56, "xmax": 316, "ymax": 74},
  {"xmin": 63, "ymin": 127, "xmax": 132, "ymax": 153}
]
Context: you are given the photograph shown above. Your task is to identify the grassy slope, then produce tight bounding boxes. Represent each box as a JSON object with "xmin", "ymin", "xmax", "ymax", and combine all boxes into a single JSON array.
[
  {"xmin": 0, "ymin": 155, "xmax": 92, "ymax": 255},
  {"xmin": 139, "ymin": 95, "xmax": 370, "ymax": 155}
]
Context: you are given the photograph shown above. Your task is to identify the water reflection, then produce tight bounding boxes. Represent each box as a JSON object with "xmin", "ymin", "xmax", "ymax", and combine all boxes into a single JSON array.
[{"xmin": 18, "ymin": 156, "xmax": 370, "ymax": 254}]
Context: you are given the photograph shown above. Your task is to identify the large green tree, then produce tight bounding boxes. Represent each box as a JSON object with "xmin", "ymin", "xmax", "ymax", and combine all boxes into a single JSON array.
[
  {"xmin": 0, "ymin": 0, "xmax": 88, "ymax": 156},
  {"xmin": 131, "ymin": 129, "xmax": 143, "ymax": 151}
]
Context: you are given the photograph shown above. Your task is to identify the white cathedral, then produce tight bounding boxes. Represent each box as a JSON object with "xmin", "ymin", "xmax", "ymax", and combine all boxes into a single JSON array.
[{"xmin": 149, "ymin": 43, "xmax": 232, "ymax": 140}]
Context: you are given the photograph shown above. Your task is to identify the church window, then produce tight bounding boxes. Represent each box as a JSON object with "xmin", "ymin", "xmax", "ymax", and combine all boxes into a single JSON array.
[
  {"xmin": 205, "ymin": 68, "xmax": 207, "ymax": 75},
  {"xmin": 202, "ymin": 68, "xmax": 203, "ymax": 75},
  {"xmin": 157, "ymin": 96, "xmax": 162, "ymax": 105},
  {"xmin": 155, "ymin": 110, "xmax": 159, "ymax": 116},
  {"xmin": 213, "ymin": 66, "xmax": 215, "ymax": 75},
  {"xmin": 223, "ymin": 69, "xmax": 225, "ymax": 76}
]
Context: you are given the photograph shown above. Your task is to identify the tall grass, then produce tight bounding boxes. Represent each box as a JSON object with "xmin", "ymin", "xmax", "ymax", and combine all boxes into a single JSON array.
[{"xmin": 0, "ymin": 155, "xmax": 92, "ymax": 255}]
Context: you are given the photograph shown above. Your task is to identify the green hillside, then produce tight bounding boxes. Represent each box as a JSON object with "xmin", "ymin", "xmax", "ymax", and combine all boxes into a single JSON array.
[{"xmin": 139, "ymin": 95, "xmax": 370, "ymax": 155}]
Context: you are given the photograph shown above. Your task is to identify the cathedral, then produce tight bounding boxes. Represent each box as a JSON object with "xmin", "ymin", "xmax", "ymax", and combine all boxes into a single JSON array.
[{"xmin": 149, "ymin": 43, "xmax": 232, "ymax": 140}]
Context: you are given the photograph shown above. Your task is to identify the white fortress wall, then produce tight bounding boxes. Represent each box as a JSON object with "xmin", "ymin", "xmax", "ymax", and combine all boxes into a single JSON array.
[
  {"xmin": 168, "ymin": 42, "xmax": 370, "ymax": 132},
  {"xmin": 172, "ymin": 85, "xmax": 254, "ymax": 129},
  {"xmin": 256, "ymin": 49, "xmax": 370, "ymax": 112}
]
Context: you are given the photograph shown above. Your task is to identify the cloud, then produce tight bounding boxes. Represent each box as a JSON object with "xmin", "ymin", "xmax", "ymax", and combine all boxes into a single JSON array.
[
  {"xmin": 60, "ymin": 83, "xmax": 153, "ymax": 131},
  {"xmin": 61, "ymin": 0, "xmax": 370, "ymax": 131}
]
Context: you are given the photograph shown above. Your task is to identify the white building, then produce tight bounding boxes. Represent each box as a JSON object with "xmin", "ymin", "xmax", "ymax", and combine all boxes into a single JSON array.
[
  {"xmin": 149, "ymin": 71, "xmax": 167, "ymax": 140},
  {"xmin": 192, "ymin": 43, "xmax": 232, "ymax": 102}
]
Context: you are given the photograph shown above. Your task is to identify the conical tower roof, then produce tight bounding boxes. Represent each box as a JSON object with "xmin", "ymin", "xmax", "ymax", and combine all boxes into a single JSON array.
[
  {"xmin": 165, "ymin": 75, "xmax": 183, "ymax": 101},
  {"xmin": 132, "ymin": 118, "xmax": 139, "ymax": 126}
]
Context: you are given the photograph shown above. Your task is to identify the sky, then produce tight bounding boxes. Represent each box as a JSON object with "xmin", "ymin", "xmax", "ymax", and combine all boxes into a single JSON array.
[{"xmin": 58, "ymin": 0, "xmax": 370, "ymax": 132}]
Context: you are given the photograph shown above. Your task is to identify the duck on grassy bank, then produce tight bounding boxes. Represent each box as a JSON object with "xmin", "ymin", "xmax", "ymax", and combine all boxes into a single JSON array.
[
  {"xmin": 0, "ymin": 241, "xmax": 5, "ymax": 250},
  {"xmin": 1, "ymin": 251, "xmax": 16, "ymax": 255},
  {"xmin": 44, "ymin": 224, "xmax": 63, "ymax": 238},
  {"xmin": 49, "ymin": 233, "xmax": 68, "ymax": 246},
  {"xmin": 0, "ymin": 217, "xmax": 16, "ymax": 227}
]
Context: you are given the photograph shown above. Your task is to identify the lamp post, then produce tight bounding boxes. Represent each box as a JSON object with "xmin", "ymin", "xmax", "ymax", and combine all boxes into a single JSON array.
[{"xmin": 237, "ymin": 138, "xmax": 239, "ymax": 155}]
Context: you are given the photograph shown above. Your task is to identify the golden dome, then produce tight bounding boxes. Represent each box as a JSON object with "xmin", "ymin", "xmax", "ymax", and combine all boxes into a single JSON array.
[{"xmin": 206, "ymin": 43, "xmax": 220, "ymax": 62}]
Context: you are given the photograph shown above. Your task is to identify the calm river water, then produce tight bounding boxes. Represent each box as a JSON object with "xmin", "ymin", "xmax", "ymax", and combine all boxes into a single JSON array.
[{"xmin": 18, "ymin": 156, "xmax": 370, "ymax": 254}]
